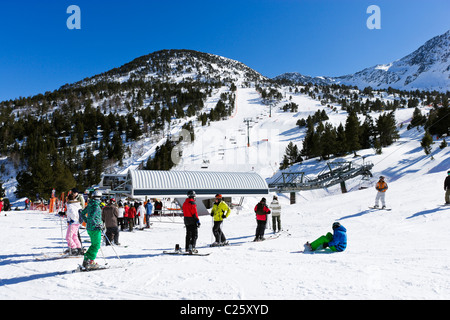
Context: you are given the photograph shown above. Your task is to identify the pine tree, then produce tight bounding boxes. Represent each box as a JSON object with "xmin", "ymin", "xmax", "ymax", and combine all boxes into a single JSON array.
[
  {"xmin": 345, "ymin": 111, "xmax": 361, "ymax": 156},
  {"xmin": 320, "ymin": 123, "xmax": 337, "ymax": 160},
  {"xmin": 377, "ymin": 112, "xmax": 399, "ymax": 147},
  {"xmin": 360, "ymin": 115, "xmax": 375, "ymax": 149},
  {"xmin": 421, "ymin": 131, "xmax": 434, "ymax": 155},
  {"xmin": 52, "ymin": 159, "xmax": 76, "ymax": 194}
]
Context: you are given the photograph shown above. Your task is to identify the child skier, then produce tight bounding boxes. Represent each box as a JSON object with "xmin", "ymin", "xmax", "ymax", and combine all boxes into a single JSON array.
[
  {"xmin": 80, "ymin": 190, "xmax": 103, "ymax": 270},
  {"xmin": 65, "ymin": 193, "xmax": 83, "ymax": 256},
  {"xmin": 304, "ymin": 222, "xmax": 347, "ymax": 252}
]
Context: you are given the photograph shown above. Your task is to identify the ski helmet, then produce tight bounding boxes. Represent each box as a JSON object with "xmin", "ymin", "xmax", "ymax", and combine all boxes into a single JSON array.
[
  {"xmin": 215, "ymin": 194, "xmax": 222, "ymax": 199},
  {"xmin": 332, "ymin": 222, "xmax": 341, "ymax": 230},
  {"xmin": 92, "ymin": 190, "xmax": 102, "ymax": 199},
  {"xmin": 187, "ymin": 190, "xmax": 196, "ymax": 198}
]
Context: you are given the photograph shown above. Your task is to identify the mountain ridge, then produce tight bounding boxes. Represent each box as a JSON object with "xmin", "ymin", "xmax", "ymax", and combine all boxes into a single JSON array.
[
  {"xmin": 275, "ymin": 30, "xmax": 450, "ymax": 92},
  {"xmin": 63, "ymin": 49, "xmax": 269, "ymax": 90}
]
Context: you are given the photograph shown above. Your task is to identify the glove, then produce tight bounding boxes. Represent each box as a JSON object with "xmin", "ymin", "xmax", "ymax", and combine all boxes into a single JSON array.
[
  {"xmin": 323, "ymin": 242, "xmax": 329, "ymax": 249},
  {"xmin": 222, "ymin": 214, "xmax": 227, "ymax": 219},
  {"xmin": 197, "ymin": 220, "xmax": 201, "ymax": 228}
]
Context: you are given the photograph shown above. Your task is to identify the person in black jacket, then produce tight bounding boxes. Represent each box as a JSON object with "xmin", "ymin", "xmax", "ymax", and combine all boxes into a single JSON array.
[{"xmin": 445, "ymin": 171, "xmax": 450, "ymax": 204}]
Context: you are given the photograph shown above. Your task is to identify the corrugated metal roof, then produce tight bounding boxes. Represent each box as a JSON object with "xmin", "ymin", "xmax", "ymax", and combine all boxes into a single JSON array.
[{"xmin": 127, "ymin": 170, "xmax": 269, "ymax": 197}]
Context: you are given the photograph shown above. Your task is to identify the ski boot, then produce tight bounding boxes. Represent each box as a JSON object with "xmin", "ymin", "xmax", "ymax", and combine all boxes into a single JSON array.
[
  {"xmin": 303, "ymin": 242, "xmax": 313, "ymax": 252},
  {"xmin": 82, "ymin": 259, "xmax": 100, "ymax": 270},
  {"xmin": 188, "ymin": 245, "xmax": 198, "ymax": 254}
]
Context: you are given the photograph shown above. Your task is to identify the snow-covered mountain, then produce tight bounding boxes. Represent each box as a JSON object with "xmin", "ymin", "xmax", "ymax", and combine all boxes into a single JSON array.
[
  {"xmin": 65, "ymin": 49, "xmax": 268, "ymax": 88},
  {"xmin": 275, "ymin": 30, "xmax": 450, "ymax": 92}
]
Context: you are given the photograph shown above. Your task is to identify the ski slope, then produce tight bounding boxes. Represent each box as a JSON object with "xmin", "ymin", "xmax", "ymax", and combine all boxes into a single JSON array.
[{"xmin": 1, "ymin": 86, "xmax": 450, "ymax": 300}]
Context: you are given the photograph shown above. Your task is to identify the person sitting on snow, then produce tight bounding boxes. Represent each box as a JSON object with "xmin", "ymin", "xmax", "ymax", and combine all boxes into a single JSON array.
[{"xmin": 304, "ymin": 222, "xmax": 347, "ymax": 252}]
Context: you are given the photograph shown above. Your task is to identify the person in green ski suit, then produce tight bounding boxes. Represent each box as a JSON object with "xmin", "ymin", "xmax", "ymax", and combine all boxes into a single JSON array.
[
  {"xmin": 304, "ymin": 222, "xmax": 347, "ymax": 252},
  {"xmin": 80, "ymin": 191, "xmax": 103, "ymax": 269}
]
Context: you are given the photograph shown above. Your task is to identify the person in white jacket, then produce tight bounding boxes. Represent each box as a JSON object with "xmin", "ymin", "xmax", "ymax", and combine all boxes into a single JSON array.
[
  {"xmin": 270, "ymin": 196, "xmax": 282, "ymax": 233},
  {"xmin": 65, "ymin": 193, "xmax": 83, "ymax": 255},
  {"xmin": 136, "ymin": 202, "xmax": 147, "ymax": 230}
]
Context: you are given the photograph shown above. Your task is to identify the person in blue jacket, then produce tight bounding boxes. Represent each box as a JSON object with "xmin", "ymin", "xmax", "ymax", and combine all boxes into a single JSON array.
[
  {"xmin": 304, "ymin": 222, "xmax": 347, "ymax": 252},
  {"xmin": 144, "ymin": 200, "xmax": 153, "ymax": 228}
]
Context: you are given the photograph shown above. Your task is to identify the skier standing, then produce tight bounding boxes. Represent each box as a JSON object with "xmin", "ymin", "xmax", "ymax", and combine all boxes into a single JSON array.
[
  {"xmin": 270, "ymin": 196, "xmax": 282, "ymax": 233},
  {"xmin": 144, "ymin": 200, "xmax": 153, "ymax": 228},
  {"xmin": 183, "ymin": 191, "xmax": 200, "ymax": 253},
  {"xmin": 102, "ymin": 198, "xmax": 120, "ymax": 245},
  {"xmin": 304, "ymin": 222, "xmax": 347, "ymax": 252},
  {"xmin": 128, "ymin": 204, "xmax": 136, "ymax": 231},
  {"xmin": 210, "ymin": 194, "xmax": 231, "ymax": 246},
  {"xmin": 154, "ymin": 199, "xmax": 163, "ymax": 215},
  {"xmin": 80, "ymin": 190, "xmax": 103, "ymax": 270},
  {"xmin": 444, "ymin": 171, "xmax": 450, "ymax": 205},
  {"xmin": 254, "ymin": 198, "xmax": 271, "ymax": 241},
  {"xmin": 136, "ymin": 202, "xmax": 146, "ymax": 230},
  {"xmin": 65, "ymin": 193, "xmax": 83, "ymax": 256},
  {"xmin": 374, "ymin": 176, "xmax": 388, "ymax": 209},
  {"xmin": 117, "ymin": 202, "xmax": 125, "ymax": 231}
]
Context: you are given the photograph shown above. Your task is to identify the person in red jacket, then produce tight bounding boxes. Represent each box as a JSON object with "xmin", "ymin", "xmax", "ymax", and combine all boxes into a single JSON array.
[
  {"xmin": 128, "ymin": 204, "xmax": 136, "ymax": 231},
  {"xmin": 183, "ymin": 191, "xmax": 200, "ymax": 253},
  {"xmin": 254, "ymin": 198, "xmax": 271, "ymax": 241}
]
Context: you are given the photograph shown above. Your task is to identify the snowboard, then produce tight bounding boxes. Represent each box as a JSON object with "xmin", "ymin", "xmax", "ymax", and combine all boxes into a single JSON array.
[
  {"xmin": 369, "ymin": 207, "xmax": 392, "ymax": 211},
  {"xmin": 163, "ymin": 250, "xmax": 211, "ymax": 256}
]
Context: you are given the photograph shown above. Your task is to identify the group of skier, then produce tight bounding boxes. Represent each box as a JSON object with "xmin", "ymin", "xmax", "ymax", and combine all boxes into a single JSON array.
[
  {"xmin": 61, "ymin": 188, "xmax": 158, "ymax": 270},
  {"xmin": 57, "ymin": 171, "xmax": 450, "ymax": 269}
]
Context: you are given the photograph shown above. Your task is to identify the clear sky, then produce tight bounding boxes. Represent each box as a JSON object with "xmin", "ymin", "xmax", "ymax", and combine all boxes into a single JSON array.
[{"xmin": 0, "ymin": 0, "xmax": 449, "ymax": 101}]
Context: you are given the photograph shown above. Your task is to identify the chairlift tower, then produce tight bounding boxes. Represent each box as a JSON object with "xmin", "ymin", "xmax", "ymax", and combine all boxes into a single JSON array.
[{"xmin": 243, "ymin": 118, "xmax": 253, "ymax": 147}]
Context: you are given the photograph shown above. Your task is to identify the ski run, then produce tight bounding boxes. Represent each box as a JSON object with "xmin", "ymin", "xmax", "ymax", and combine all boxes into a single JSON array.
[{"xmin": 1, "ymin": 86, "xmax": 450, "ymax": 300}]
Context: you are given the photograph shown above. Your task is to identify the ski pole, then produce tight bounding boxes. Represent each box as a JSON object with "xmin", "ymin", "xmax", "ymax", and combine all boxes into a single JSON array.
[
  {"xmin": 211, "ymin": 215, "xmax": 214, "ymax": 244},
  {"xmin": 99, "ymin": 245, "xmax": 108, "ymax": 266},
  {"xmin": 101, "ymin": 229, "xmax": 124, "ymax": 267},
  {"xmin": 59, "ymin": 214, "xmax": 65, "ymax": 253}
]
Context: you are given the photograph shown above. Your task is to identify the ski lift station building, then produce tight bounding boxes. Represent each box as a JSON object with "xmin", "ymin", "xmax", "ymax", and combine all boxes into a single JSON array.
[{"xmin": 100, "ymin": 170, "xmax": 269, "ymax": 215}]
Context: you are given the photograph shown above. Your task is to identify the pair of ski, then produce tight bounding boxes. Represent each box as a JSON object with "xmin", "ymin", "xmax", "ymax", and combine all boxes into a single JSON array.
[
  {"xmin": 163, "ymin": 249, "xmax": 211, "ymax": 256},
  {"xmin": 253, "ymin": 233, "xmax": 282, "ymax": 242},
  {"xmin": 58, "ymin": 264, "xmax": 111, "ymax": 274},
  {"xmin": 35, "ymin": 252, "xmax": 83, "ymax": 261}
]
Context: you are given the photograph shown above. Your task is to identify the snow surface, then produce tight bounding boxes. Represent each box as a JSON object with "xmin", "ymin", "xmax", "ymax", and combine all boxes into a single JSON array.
[{"xmin": 1, "ymin": 86, "xmax": 450, "ymax": 300}]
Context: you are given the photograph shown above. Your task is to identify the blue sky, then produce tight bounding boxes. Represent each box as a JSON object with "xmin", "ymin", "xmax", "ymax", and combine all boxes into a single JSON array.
[{"xmin": 0, "ymin": 0, "xmax": 449, "ymax": 101}]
